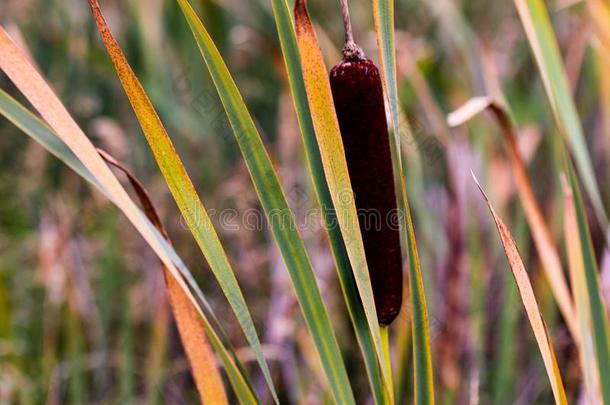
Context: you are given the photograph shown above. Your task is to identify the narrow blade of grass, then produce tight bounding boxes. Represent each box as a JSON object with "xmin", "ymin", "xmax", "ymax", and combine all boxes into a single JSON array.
[
  {"xmin": 293, "ymin": 0, "xmax": 393, "ymax": 400},
  {"xmin": 492, "ymin": 209, "xmax": 526, "ymax": 404},
  {"xmin": 0, "ymin": 83, "xmax": 258, "ymax": 405},
  {"xmin": 564, "ymin": 158, "xmax": 610, "ymax": 403},
  {"xmin": 173, "ymin": 1, "xmax": 356, "ymax": 403},
  {"xmin": 371, "ymin": 0, "xmax": 404, "ymax": 159},
  {"xmin": 86, "ymin": 2, "xmax": 277, "ymax": 401},
  {"xmin": 513, "ymin": 0, "xmax": 608, "ymax": 230},
  {"xmin": 399, "ymin": 175, "xmax": 434, "ymax": 405},
  {"xmin": 268, "ymin": 0, "xmax": 385, "ymax": 402},
  {"xmin": 164, "ymin": 271, "xmax": 229, "ymax": 404},
  {"xmin": 448, "ymin": 97, "xmax": 578, "ymax": 341},
  {"xmin": 372, "ymin": 1, "xmax": 434, "ymax": 402},
  {"xmin": 562, "ymin": 175, "xmax": 603, "ymax": 404},
  {"xmin": 473, "ymin": 173, "xmax": 567, "ymax": 405}
]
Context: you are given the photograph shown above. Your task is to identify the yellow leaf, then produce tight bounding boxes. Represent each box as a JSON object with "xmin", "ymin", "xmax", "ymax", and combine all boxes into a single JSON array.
[
  {"xmin": 165, "ymin": 270, "xmax": 228, "ymax": 404},
  {"xmin": 473, "ymin": 173, "xmax": 567, "ymax": 405},
  {"xmin": 98, "ymin": 149, "xmax": 229, "ymax": 405},
  {"xmin": 448, "ymin": 97, "xmax": 578, "ymax": 341}
]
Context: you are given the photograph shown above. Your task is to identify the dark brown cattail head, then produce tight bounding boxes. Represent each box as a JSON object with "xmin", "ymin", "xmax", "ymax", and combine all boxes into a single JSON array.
[{"xmin": 330, "ymin": 50, "xmax": 403, "ymax": 325}]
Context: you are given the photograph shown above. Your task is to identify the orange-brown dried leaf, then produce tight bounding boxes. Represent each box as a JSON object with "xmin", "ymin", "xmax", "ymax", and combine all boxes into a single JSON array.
[{"xmin": 473, "ymin": 174, "xmax": 567, "ymax": 405}]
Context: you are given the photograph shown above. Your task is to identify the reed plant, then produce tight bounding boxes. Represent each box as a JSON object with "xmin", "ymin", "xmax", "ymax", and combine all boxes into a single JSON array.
[{"xmin": 0, "ymin": 0, "xmax": 609, "ymax": 403}]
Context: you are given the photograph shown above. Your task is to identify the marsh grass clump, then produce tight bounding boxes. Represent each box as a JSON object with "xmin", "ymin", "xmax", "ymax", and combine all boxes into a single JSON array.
[{"xmin": 1, "ymin": 0, "xmax": 609, "ymax": 403}]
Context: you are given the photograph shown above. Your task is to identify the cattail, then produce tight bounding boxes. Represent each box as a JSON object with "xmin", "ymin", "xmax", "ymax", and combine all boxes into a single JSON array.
[{"xmin": 329, "ymin": 0, "xmax": 402, "ymax": 325}]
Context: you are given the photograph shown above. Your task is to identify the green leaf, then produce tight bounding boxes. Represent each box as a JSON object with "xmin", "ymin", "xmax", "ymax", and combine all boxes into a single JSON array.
[
  {"xmin": 174, "ymin": 1, "xmax": 356, "ymax": 403},
  {"xmin": 0, "ymin": 88, "xmax": 259, "ymax": 405},
  {"xmin": 399, "ymin": 177, "xmax": 435, "ymax": 405},
  {"xmin": 372, "ymin": 1, "xmax": 435, "ymax": 403},
  {"xmin": 565, "ymin": 159, "xmax": 610, "ymax": 404},
  {"xmin": 513, "ymin": 0, "xmax": 608, "ymax": 229},
  {"xmin": 372, "ymin": 0, "xmax": 403, "ymax": 158},
  {"xmin": 267, "ymin": 0, "xmax": 385, "ymax": 403},
  {"xmin": 563, "ymin": 171, "xmax": 603, "ymax": 404}
]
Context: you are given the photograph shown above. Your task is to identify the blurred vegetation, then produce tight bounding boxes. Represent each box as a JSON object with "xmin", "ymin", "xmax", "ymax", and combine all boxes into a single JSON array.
[{"xmin": 1, "ymin": 0, "xmax": 609, "ymax": 403}]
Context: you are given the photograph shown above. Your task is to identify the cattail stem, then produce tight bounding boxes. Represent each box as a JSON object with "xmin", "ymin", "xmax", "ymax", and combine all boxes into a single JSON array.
[{"xmin": 338, "ymin": 0, "xmax": 363, "ymax": 59}]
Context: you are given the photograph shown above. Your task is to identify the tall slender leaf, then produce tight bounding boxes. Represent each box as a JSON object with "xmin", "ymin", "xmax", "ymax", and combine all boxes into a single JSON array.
[
  {"xmin": 372, "ymin": 1, "xmax": 434, "ymax": 402},
  {"xmin": 565, "ymin": 160, "xmax": 610, "ymax": 404},
  {"xmin": 165, "ymin": 272, "xmax": 229, "ymax": 404},
  {"xmin": 398, "ymin": 175, "xmax": 434, "ymax": 405},
  {"xmin": 86, "ymin": 2, "xmax": 277, "ymax": 401},
  {"xmin": 513, "ymin": 0, "xmax": 608, "ymax": 229},
  {"xmin": 371, "ymin": 0, "xmax": 404, "ymax": 156},
  {"xmin": 447, "ymin": 97, "xmax": 578, "ymax": 340},
  {"xmin": 473, "ymin": 174, "xmax": 567, "ymax": 405},
  {"xmin": 268, "ymin": 0, "xmax": 385, "ymax": 402},
  {"xmin": 562, "ymin": 176, "xmax": 602, "ymax": 404},
  {"xmin": 173, "ymin": 1, "xmax": 356, "ymax": 403}
]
